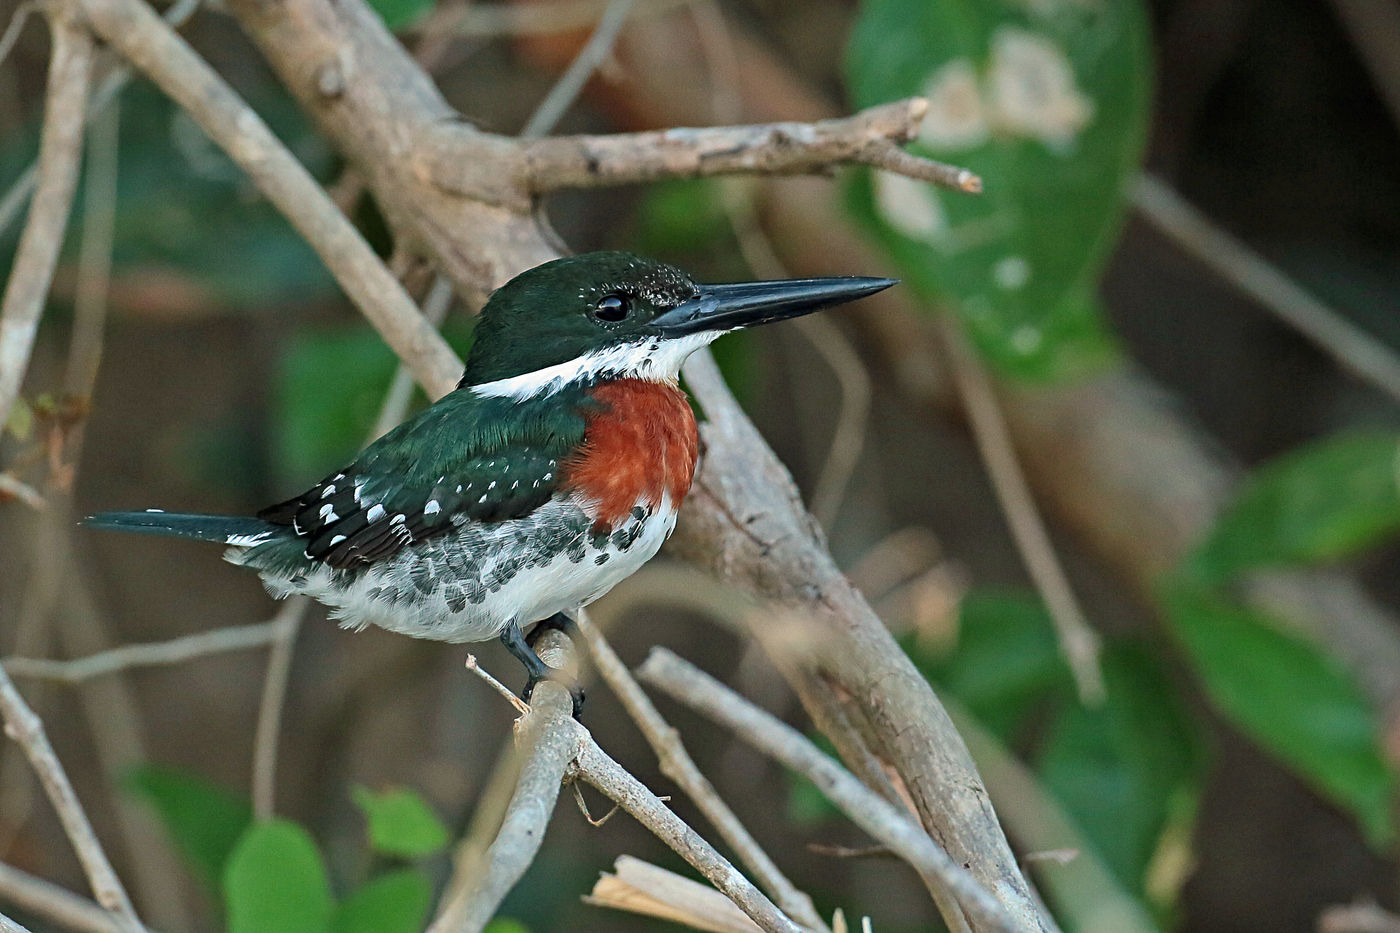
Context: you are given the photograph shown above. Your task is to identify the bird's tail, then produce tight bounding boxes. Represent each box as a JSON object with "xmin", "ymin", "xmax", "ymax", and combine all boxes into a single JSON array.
[{"xmin": 84, "ymin": 510, "xmax": 280, "ymax": 547}]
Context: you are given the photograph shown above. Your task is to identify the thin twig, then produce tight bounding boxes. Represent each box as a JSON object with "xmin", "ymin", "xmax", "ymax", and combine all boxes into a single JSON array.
[
  {"xmin": 574, "ymin": 736, "xmax": 802, "ymax": 933},
  {"xmin": 586, "ymin": 855, "xmax": 767, "ymax": 933},
  {"xmin": 0, "ymin": 11, "xmax": 95, "ymax": 439},
  {"xmin": 2, "ymin": 618, "xmax": 286, "ymax": 683},
  {"xmin": 0, "ymin": 861, "xmax": 132, "ymax": 933},
  {"xmin": 519, "ymin": 0, "xmax": 636, "ymax": 139},
  {"xmin": 465, "ymin": 654, "xmax": 530, "ymax": 716},
  {"xmin": 63, "ymin": 95, "xmax": 119, "ymax": 402},
  {"xmin": 418, "ymin": 0, "xmax": 688, "ymax": 38},
  {"xmin": 1323, "ymin": 0, "xmax": 1400, "ymax": 131},
  {"xmin": 0, "ymin": 475, "xmax": 45, "ymax": 511},
  {"xmin": 0, "ymin": 665, "xmax": 143, "ymax": 928},
  {"xmin": 1132, "ymin": 173, "xmax": 1400, "ymax": 407},
  {"xmin": 0, "ymin": 2, "xmax": 38, "ymax": 69},
  {"xmin": 575, "ymin": 612, "xmax": 830, "ymax": 933},
  {"xmin": 518, "ymin": 99, "xmax": 981, "ymax": 194},
  {"xmin": 938, "ymin": 319, "xmax": 1104, "ymax": 704},
  {"xmin": 637, "ymin": 649, "xmax": 1022, "ymax": 933},
  {"xmin": 250, "ymin": 598, "xmax": 308, "ymax": 821}
]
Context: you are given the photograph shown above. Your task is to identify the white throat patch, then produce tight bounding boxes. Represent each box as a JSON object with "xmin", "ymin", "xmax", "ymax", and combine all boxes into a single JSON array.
[{"xmin": 467, "ymin": 331, "xmax": 722, "ymax": 401}]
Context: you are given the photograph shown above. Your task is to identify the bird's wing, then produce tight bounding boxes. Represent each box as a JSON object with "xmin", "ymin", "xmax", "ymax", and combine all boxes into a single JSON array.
[{"xmin": 258, "ymin": 388, "xmax": 588, "ymax": 568}]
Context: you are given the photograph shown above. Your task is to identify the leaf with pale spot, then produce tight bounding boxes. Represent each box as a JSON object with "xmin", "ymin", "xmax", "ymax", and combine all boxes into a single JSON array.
[{"xmin": 845, "ymin": 0, "xmax": 1151, "ymax": 379}]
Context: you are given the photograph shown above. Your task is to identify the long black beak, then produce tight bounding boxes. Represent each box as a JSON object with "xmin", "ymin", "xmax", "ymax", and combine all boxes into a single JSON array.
[{"xmin": 651, "ymin": 276, "xmax": 897, "ymax": 337}]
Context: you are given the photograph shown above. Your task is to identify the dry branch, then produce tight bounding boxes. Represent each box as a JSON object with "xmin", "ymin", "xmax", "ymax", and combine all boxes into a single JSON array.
[
  {"xmin": 577, "ymin": 612, "xmax": 829, "ymax": 933},
  {"xmin": 587, "ymin": 855, "xmax": 768, "ymax": 933},
  {"xmin": 516, "ymin": 99, "xmax": 980, "ymax": 193},
  {"xmin": 0, "ymin": 12, "xmax": 94, "ymax": 436},
  {"xmin": 638, "ymin": 648, "xmax": 1020, "ymax": 933},
  {"xmin": 0, "ymin": 665, "xmax": 142, "ymax": 928},
  {"xmin": 0, "ymin": 861, "xmax": 124, "ymax": 933}
]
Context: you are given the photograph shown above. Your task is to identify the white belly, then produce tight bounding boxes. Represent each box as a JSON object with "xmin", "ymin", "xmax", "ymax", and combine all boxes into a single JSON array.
[{"xmin": 253, "ymin": 495, "xmax": 677, "ymax": 643}]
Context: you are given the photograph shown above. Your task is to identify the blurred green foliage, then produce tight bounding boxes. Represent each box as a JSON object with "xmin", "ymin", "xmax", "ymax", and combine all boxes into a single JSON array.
[
  {"xmin": 844, "ymin": 0, "xmax": 1150, "ymax": 379},
  {"xmin": 128, "ymin": 770, "xmax": 494, "ymax": 933},
  {"xmin": 1187, "ymin": 432, "xmax": 1400, "ymax": 587}
]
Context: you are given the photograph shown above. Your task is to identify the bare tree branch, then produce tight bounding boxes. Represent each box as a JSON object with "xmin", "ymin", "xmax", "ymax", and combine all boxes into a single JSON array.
[
  {"xmin": 576, "ymin": 612, "xmax": 830, "ymax": 933},
  {"xmin": 2, "ymin": 619, "xmax": 284, "ymax": 683},
  {"xmin": 637, "ymin": 648, "xmax": 1021, "ymax": 933},
  {"xmin": 0, "ymin": 665, "xmax": 143, "ymax": 928},
  {"xmin": 516, "ymin": 99, "xmax": 980, "ymax": 193},
  {"xmin": 427, "ymin": 641, "xmax": 580, "ymax": 933},
  {"xmin": 0, "ymin": 11, "xmax": 94, "ymax": 437},
  {"xmin": 0, "ymin": 861, "xmax": 128, "ymax": 933}
]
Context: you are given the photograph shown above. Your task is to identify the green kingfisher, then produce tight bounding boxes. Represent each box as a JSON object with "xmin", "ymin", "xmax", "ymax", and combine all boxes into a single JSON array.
[{"xmin": 87, "ymin": 252, "xmax": 894, "ymax": 702}]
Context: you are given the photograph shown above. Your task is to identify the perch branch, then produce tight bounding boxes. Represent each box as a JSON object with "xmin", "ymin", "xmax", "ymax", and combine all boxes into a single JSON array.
[
  {"xmin": 637, "ymin": 648, "xmax": 1020, "ymax": 933},
  {"xmin": 575, "ymin": 612, "xmax": 830, "ymax": 933},
  {"xmin": 427, "ymin": 640, "xmax": 580, "ymax": 933},
  {"xmin": 517, "ymin": 99, "xmax": 980, "ymax": 193},
  {"xmin": 250, "ymin": 598, "xmax": 308, "ymax": 820},
  {"xmin": 0, "ymin": 665, "xmax": 142, "ymax": 927},
  {"xmin": 0, "ymin": 11, "xmax": 94, "ymax": 438}
]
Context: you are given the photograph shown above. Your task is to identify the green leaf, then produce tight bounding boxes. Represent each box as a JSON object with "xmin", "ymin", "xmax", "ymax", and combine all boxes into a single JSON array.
[
  {"xmin": 224, "ymin": 820, "xmax": 334, "ymax": 933},
  {"xmin": 124, "ymin": 764, "xmax": 252, "ymax": 888},
  {"xmin": 369, "ymin": 0, "xmax": 433, "ymax": 30},
  {"xmin": 844, "ymin": 0, "xmax": 1151, "ymax": 379},
  {"xmin": 332, "ymin": 870, "xmax": 432, "ymax": 933},
  {"xmin": 907, "ymin": 589, "xmax": 1072, "ymax": 740},
  {"xmin": 1189, "ymin": 431, "xmax": 1400, "ymax": 586},
  {"xmin": 1164, "ymin": 585, "xmax": 1396, "ymax": 846},
  {"xmin": 352, "ymin": 785, "xmax": 449, "ymax": 859},
  {"xmin": 483, "ymin": 921, "xmax": 531, "ymax": 933},
  {"xmin": 1036, "ymin": 646, "xmax": 1205, "ymax": 901},
  {"xmin": 274, "ymin": 325, "xmax": 401, "ymax": 483}
]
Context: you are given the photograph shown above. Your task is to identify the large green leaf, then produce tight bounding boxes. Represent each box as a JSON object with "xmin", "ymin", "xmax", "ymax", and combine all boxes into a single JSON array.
[
  {"xmin": 1164, "ymin": 586, "xmax": 1396, "ymax": 846},
  {"xmin": 332, "ymin": 870, "xmax": 432, "ymax": 933},
  {"xmin": 845, "ymin": 0, "xmax": 1151, "ymax": 379},
  {"xmin": 1036, "ymin": 646, "xmax": 1204, "ymax": 903},
  {"xmin": 224, "ymin": 821, "xmax": 334, "ymax": 933},
  {"xmin": 352, "ymin": 785, "xmax": 450, "ymax": 859},
  {"xmin": 1189, "ymin": 431, "xmax": 1400, "ymax": 586},
  {"xmin": 125, "ymin": 764, "xmax": 252, "ymax": 889}
]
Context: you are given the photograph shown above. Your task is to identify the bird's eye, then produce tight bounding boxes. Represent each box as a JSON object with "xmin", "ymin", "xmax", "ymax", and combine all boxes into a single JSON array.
[{"xmin": 593, "ymin": 294, "xmax": 630, "ymax": 323}]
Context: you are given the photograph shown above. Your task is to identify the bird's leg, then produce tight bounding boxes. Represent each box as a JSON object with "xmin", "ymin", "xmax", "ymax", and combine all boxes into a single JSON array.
[{"xmin": 499, "ymin": 618, "xmax": 585, "ymax": 716}]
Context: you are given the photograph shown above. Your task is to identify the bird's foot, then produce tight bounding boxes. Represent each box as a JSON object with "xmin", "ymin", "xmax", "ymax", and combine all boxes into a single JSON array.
[
  {"xmin": 521, "ymin": 671, "xmax": 586, "ymax": 718},
  {"xmin": 500, "ymin": 617, "xmax": 585, "ymax": 718}
]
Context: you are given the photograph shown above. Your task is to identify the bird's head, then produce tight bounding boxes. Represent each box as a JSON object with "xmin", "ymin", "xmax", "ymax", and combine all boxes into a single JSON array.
[{"xmin": 460, "ymin": 251, "xmax": 894, "ymax": 398}]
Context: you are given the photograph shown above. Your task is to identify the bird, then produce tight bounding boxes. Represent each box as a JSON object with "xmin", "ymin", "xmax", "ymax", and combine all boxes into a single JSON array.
[{"xmin": 86, "ymin": 252, "xmax": 895, "ymax": 706}]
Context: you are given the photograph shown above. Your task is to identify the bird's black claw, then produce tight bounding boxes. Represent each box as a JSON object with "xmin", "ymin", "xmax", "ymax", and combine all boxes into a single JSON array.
[{"xmin": 521, "ymin": 672, "xmax": 585, "ymax": 718}]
